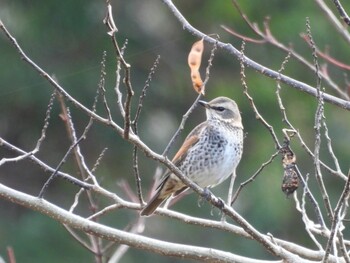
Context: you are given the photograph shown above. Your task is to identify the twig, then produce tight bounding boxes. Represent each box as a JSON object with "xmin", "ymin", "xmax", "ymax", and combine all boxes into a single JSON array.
[
  {"xmin": 331, "ymin": 0, "xmax": 350, "ymax": 26},
  {"xmin": 39, "ymin": 102, "xmax": 98, "ymax": 198},
  {"xmin": 0, "ymin": 92, "xmax": 55, "ymax": 166},
  {"xmin": 301, "ymin": 33, "xmax": 350, "ymax": 71},
  {"xmin": 58, "ymin": 88, "xmax": 103, "ymax": 262},
  {"xmin": 231, "ymin": 151, "xmax": 279, "ymax": 205},
  {"xmin": 69, "ymin": 188, "xmax": 85, "ymax": 213},
  {"xmin": 294, "ymin": 176, "xmax": 323, "ymax": 250},
  {"xmin": 114, "ymin": 40, "xmax": 128, "ymax": 117},
  {"xmin": 133, "ymin": 55, "xmax": 161, "ymax": 124},
  {"xmin": 34, "ymin": 91, "xmax": 56, "ymax": 151},
  {"xmin": 221, "ymin": 25, "xmax": 266, "ymax": 44},
  {"xmin": 104, "ymin": 3, "xmax": 134, "ymax": 139},
  {"xmin": 63, "ymin": 225, "xmax": 96, "ymax": 253},
  {"xmin": 132, "ymin": 56, "xmax": 160, "ymax": 205},
  {"xmin": 239, "ymin": 41, "xmax": 281, "ymax": 150},
  {"xmin": 98, "ymin": 51, "xmax": 113, "ymax": 121},
  {"xmin": 91, "ymin": 148, "xmax": 108, "ymax": 173},
  {"xmin": 324, "ymin": 170, "xmax": 350, "ymax": 262},
  {"xmin": 227, "ymin": 0, "xmax": 350, "ymax": 100},
  {"xmin": 306, "ymin": 18, "xmax": 334, "ymax": 223},
  {"xmin": 0, "ymin": 137, "xmax": 93, "ymax": 189},
  {"xmin": 88, "ymin": 204, "xmax": 120, "ymax": 221},
  {"xmin": 161, "ymin": 0, "xmax": 350, "ymax": 107},
  {"xmin": 276, "ymin": 49, "xmax": 327, "ymax": 227},
  {"xmin": 314, "ymin": 0, "xmax": 350, "ymax": 44},
  {"xmin": 38, "ymin": 135, "xmax": 85, "ymax": 198}
]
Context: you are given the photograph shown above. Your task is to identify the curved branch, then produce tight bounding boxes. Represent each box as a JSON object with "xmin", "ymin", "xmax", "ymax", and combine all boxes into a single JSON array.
[
  {"xmin": 161, "ymin": 0, "xmax": 350, "ymax": 110},
  {"xmin": 0, "ymin": 183, "xmax": 281, "ymax": 263}
]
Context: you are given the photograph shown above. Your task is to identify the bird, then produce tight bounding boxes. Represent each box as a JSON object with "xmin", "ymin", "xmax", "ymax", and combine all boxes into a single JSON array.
[{"xmin": 140, "ymin": 96, "xmax": 244, "ymax": 216}]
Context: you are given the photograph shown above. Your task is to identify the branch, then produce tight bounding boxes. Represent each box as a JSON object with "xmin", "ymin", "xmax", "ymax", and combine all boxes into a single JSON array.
[
  {"xmin": 0, "ymin": 137, "xmax": 93, "ymax": 190},
  {"xmin": 161, "ymin": 0, "xmax": 350, "ymax": 110},
  {"xmin": 331, "ymin": 0, "xmax": 350, "ymax": 26},
  {"xmin": 314, "ymin": 0, "xmax": 350, "ymax": 43},
  {"xmin": 0, "ymin": 183, "xmax": 285, "ymax": 263},
  {"xmin": 104, "ymin": 4, "xmax": 134, "ymax": 139}
]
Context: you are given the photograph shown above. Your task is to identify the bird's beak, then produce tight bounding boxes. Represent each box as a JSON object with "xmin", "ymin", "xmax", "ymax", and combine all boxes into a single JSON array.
[{"xmin": 198, "ymin": 100, "xmax": 209, "ymax": 108}]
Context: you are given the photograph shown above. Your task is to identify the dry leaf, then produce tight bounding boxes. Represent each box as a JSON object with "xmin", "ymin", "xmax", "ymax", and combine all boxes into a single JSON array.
[{"xmin": 188, "ymin": 39, "xmax": 204, "ymax": 94}]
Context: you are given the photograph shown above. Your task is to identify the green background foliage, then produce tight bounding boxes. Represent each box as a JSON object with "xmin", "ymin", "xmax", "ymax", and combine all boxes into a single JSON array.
[{"xmin": 1, "ymin": 0, "xmax": 350, "ymax": 262}]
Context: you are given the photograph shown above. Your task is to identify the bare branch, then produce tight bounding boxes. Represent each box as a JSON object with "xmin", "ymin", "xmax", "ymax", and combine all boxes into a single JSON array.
[
  {"xmin": 224, "ymin": 2, "xmax": 349, "ymax": 100},
  {"xmin": 38, "ymin": 132, "xmax": 86, "ymax": 198},
  {"xmin": 0, "ymin": 137, "xmax": 93, "ymax": 189},
  {"xmin": 0, "ymin": 183, "xmax": 292, "ymax": 263},
  {"xmin": 331, "ymin": 0, "xmax": 350, "ymax": 26},
  {"xmin": 324, "ymin": 171, "xmax": 350, "ymax": 262},
  {"xmin": 306, "ymin": 19, "xmax": 334, "ymax": 226},
  {"xmin": 239, "ymin": 41, "xmax": 281, "ymax": 150},
  {"xmin": 314, "ymin": 0, "xmax": 350, "ymax": 43},
  {"xmin": 161, "ymin": 0, "xmax": 350, "ymax": 109},
  {"xmin": 104, "ymin": 3, "xmax": 134, "ymax": 139},
  {"xmin": 231, "ymin": 151, "xmax": 279, "ymax": 205},
  {"xmin": 98, "ymin": 51, "xmax": 113, "ymax": 121},
  {"xmin": 114, "ymin": 40, "xmax": 128, "ymax": 117}
]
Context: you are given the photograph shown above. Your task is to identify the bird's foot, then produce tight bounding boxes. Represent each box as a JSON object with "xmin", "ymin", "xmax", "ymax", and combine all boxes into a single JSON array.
[{"xmin": 202, "ymin": 187, "xmax": 213, "ymax": 201}]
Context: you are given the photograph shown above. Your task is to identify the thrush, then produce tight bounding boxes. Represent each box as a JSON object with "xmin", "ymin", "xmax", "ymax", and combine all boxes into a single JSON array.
[{"xmin": 140, "ymin": 96, "xmax": 243, "ymax": 216}]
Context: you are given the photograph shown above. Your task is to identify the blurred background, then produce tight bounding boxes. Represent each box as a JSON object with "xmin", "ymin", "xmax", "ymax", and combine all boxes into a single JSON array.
[{"xmin": 1, "ymin": 0, "xmax": 350, "ymax": 262}]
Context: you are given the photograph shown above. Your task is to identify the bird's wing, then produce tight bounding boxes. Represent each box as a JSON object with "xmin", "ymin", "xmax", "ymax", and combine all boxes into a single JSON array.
[
  {"xmin": 153, "ymin": 122, "xmax": 206, "ymax": 191},
  {"xmin": 140, "ymin": 123, "xmax": 207, "ymax": 216},
  {"xmin": 171, "ymin": 122, "xmax": 206, "ymax": 166}
]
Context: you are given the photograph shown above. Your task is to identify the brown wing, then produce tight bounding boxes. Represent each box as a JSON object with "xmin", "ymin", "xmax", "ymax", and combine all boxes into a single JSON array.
[
  {"xmin": 152, "ymin": 122, "xmax": 205, "ymax": 192},
  {"xmin": 171, "ymin": 122, "xmax": 206, "ymax": 166},
  {"xmin": 140, "ymin": 122, "xmax": 206, "ymax": 216}
]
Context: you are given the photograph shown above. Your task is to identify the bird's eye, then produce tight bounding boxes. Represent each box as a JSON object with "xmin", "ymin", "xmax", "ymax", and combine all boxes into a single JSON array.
[{"xmin": 215, "ymin": 106, "xmax": 225, "ymax": 112}]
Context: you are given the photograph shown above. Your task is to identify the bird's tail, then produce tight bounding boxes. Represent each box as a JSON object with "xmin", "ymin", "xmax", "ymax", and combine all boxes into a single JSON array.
[{"xmin": 140, "ymin": 192, "xmax": 169, "ymax": 216}]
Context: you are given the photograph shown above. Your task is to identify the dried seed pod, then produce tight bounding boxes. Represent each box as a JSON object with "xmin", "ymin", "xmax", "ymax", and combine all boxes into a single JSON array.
[
  {"xmin": 282, "ymin": 165, "xmax": 299, "ymax": 196},
  {"xmin": 188, "ymin": 39, "xmax": 204, "ymax": 94},
  {"xmin": 280, "ymin": 141, "xmax": 299, "ymax": 196}
]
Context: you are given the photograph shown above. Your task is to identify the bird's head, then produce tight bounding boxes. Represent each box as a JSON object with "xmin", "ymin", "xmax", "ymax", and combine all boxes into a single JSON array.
[{"xmin": 199, "ymin": 96, "xmax": 243, "ymax": 128}]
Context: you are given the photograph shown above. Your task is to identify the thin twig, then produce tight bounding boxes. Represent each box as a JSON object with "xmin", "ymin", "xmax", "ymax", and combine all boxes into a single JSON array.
[
  {"xmin": 38, "ymin": 135, "xmax": 85, "ymax": 198},
  {"xmin": 314, "ymin": 0, "xmax": 350, "ymax": 45},
  {"xmin": 0, "ymin": 92, "xmax": 55, "ymax": 166},
  {"xmin": 294, "ymin": 176, "xmax": 323, "ymax": 250},
  {"xmin": 301, "ymin": 33, "xmax": 350, "ymax": 71},
  {"xmin": 88, "ymin": 204, "xmax": 121, "ymax": 220},
  {"xmin": 104, "ymin": 4, "xmax": 134, "ymax": 139},
  {"xmin": 331, "ymin": 0, "xmax": 350, "ymax": 26},
  {"xmin": 231, "ymin": 151, "xmax": 279, "ymax": 205},
  {"xmin": 91, "ymin": 148, "xmax": 108, "ymax": 173},
  {"xmin": 63, "ymin": 225, "xmax": 96, "ymax": 253},
  {"xmin": 322, "ymin": 117, "xmax": 342, "ymax": 173},
  {"xmin": 0, "ymin": 137, "xmax": 93, "ymax": 189},
  {"xmin": 114, "ymin": 40, "xmax": 128, "ymax": 117},
  {"xmin": 133, "ymin": 55, "xmax": 161, "ymax": 124},
  {"xmin": 324, "ymin": 170, "xmax": 350, "ymax": 262},
  {"xmin": 98, "ymin": 51, "xmax": 113, "ymax": 121},
  {"xmin": 226, "ymin": 0, "xmax": 350, "ymax": 100},
  {"xmin": 306, "ymin": 18, "xmax": 334, "ymax": 223},
  {"xmin": 132, "ymin": 56, "xmax": 161, "ymax": 205},
  {"xmin": 57, "ymin": 87, "xmax": 102, "ymax": 263},
  {"xmin": 275, "ymin": 53, "xmax": 327, "ymax": 227},
  {"xmin": 34, "ymin": 91, "xmax": 56, "ymax": 151},
  {"xmin": 239, "ymin": 41, "xmax": 281, "ymax": 150}
]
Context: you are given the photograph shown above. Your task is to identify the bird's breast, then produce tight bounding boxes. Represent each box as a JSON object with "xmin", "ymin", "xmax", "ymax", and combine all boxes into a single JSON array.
[{"xmin": 179, "ymin": 126, "xmax": 243, "ymax": 188}]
